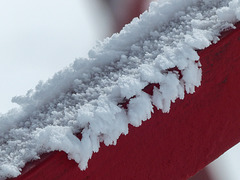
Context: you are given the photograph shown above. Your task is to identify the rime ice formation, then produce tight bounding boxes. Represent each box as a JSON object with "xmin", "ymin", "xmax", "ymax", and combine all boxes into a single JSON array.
[{"xmin": 1, "ymin": 0, "xmax": 240, "ymax": 179}]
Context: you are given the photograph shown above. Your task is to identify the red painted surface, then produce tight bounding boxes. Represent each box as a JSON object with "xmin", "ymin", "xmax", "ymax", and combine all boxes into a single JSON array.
[
  {"xmin": 11, "ymin": 25, "xmax": 240, "ymax": 180},
  {"xmin": 106, "ymin": 0, "xmax": 148, "ymax": 32}
]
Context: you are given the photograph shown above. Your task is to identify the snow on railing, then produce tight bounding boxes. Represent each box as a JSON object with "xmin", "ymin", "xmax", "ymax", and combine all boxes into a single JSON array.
[{"xmin": 1, "ymin": 0, "xmax": 240, "ymax": 179}]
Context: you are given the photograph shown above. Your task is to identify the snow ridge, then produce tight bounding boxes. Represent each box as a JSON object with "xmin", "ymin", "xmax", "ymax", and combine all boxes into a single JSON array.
[{"xmin": 1, "ymin": 0, "xmax": 240, "ymax": 179}]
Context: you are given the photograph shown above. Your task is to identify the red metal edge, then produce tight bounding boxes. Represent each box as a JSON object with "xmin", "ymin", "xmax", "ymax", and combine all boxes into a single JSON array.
[{"xmin": 11, "ymin": 24, "xmax": 240, "ymax": 180}]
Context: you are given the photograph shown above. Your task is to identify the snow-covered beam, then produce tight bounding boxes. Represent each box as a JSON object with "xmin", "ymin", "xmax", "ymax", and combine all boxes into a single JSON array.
[
  {"xmin": 1, "ymin": 1, "xmax": 240, "ymax": 179},
  {"xmin": 11, "ymin": 22, "xmax": 240, "ymax": 180}
]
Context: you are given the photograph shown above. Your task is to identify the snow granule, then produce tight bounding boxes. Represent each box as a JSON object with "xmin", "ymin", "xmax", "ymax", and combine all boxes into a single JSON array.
[{"xmin": 1, "ymin": 0, "xmax": 240, "ymax": 179}]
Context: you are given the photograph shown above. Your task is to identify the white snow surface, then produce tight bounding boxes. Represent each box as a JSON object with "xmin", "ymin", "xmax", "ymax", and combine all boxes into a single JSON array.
[{"xmin": 1, "ymin": 0, "xmax": 240, "ymax": 179}]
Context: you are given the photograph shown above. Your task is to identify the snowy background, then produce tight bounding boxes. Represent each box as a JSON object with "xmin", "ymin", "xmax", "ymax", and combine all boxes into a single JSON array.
[
  {"xmin": 0, "ymin": 0, "xmax": 112, "ymax": 114},
  {"xmin": 0, "ymin": 0, "xmax": 239, "ymax": 179}
]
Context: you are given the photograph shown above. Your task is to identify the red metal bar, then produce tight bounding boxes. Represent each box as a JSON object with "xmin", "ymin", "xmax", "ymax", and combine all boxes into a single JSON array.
[{"xmin": 12, "ymin": 24, "xmax": 240, "ymax": 180}]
